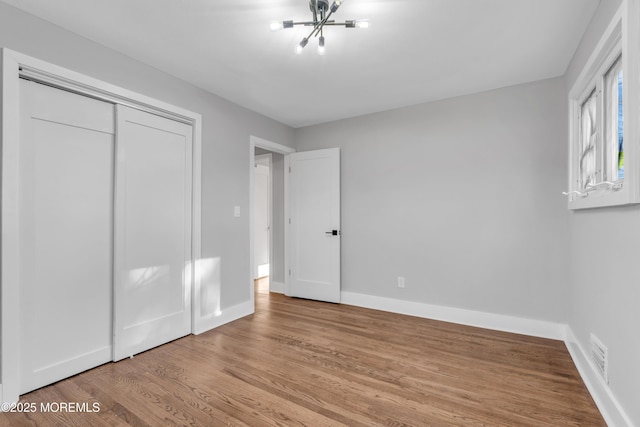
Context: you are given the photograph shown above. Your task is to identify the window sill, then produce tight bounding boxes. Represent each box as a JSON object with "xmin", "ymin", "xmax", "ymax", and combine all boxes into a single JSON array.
[{"xmin": 567, "ymin": 184, "xmax": 636, "ymax": 210}]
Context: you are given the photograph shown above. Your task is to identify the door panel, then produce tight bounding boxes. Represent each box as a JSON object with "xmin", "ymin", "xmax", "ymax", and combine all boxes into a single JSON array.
[
  {"xmin": 288, "ymin": 148, "xmax": 340, "ymax": 303},
  {"xmin": 19, "ymin": 79, "xmax": 114, "ymax": 394},
  {"xmin": 113, "ymin": 105, "xmax": 193, "ymax": 361}
]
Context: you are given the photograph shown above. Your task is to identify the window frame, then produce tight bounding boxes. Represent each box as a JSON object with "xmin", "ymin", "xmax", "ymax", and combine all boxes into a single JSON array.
[
  {"xmin": 603, "ymin": 55, "xmax": 623, "ymax": 183},
  {"xmin": 567, "ymin": 0, "xmax": 640, "ymax": 210}
]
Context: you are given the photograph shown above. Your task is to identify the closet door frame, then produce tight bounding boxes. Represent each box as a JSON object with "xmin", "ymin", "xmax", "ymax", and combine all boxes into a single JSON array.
[{"xmin": 0, "ymin": 48, "xmax": 203, "ymax": 405}]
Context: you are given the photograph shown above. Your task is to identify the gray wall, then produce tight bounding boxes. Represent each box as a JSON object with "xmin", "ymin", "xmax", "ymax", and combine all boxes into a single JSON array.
[
  {"xmin": 0, "ymin": 2, "xmax": 294, "ymax": 311},
  {"xmin": 565, "ymin": 0, "xmax": 640, "ymax": 424},
  {"xmin": 295, "ymin": 78, "xmax": 569, "ymax": 322}
]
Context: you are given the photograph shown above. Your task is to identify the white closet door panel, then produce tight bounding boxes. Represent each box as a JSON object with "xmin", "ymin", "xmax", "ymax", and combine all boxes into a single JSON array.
[
  {"xmin": 19, "ymin": 79, "xmax": 114, "ymax": 394},
  {"xmin": 114, "ymin": 105, "xmax": 193, "ymax": 361},
  {"xmin": 21, "ymin": 79, "xmax": 115, "ymax": 133}
]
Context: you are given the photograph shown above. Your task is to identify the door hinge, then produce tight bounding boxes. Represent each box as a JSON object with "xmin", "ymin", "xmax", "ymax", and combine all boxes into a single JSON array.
[
  {"xmin": 289, "ymin": 166, "xmax": 291, "ymax": 173},
  {"xmin": 289, "ymin": 269, "xmax": 291, "ymax": 276},
  {"xmin": 289, "ymin": 218, "xmax": 291, "ymax": 224}
]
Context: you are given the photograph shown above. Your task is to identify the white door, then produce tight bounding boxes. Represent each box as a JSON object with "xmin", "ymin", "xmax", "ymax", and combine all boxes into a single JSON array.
[
  {"xmin": 18, "ymin": 80, "xmax": 114, "ymax": 394},
  {"xmin": 287, "ymin": 148, "xmax": 340, "ymax": 303},
  {"xmin": 113, "ymin": 105, "xmax": 193, "ymax": 361}
]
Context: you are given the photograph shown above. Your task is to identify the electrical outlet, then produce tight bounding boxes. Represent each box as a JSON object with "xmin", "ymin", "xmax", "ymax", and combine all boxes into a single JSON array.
[{"xmin": 397, "ymin": 276, "xmax": 405, "ymax": 288}]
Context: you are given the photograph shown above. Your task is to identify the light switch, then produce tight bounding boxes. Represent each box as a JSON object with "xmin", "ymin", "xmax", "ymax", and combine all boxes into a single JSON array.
[{"xmin": 234, "ymin": 206, "xmax": 241, "ymax": 217}]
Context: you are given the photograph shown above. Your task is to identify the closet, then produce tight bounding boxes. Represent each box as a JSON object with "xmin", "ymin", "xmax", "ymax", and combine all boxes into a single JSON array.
[{"xmin": 17, "ymin": 79, "xmax": 193, "ymax": 394}]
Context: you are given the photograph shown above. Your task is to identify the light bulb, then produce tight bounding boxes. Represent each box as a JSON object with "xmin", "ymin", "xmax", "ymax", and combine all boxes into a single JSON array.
[
  {"xmin": 318, "ymin": 36, "xmax": 326, "ymax": 55},
  {"xmin": 346, "ymin": 19, "xmax": 369, "ymax": 29},
  {"xmin": 295, "ymin": 37, "xmax": 309, "ymax": 54},
  {"xmin": 271, "ymin": 20, "xmax": 294, "ymax": 31}
]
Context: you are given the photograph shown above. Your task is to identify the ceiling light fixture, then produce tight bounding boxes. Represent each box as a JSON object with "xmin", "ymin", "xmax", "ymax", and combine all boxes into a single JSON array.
[{"xmin": 271, "ymin": 0, "xmax": 368, "ymax": 55}]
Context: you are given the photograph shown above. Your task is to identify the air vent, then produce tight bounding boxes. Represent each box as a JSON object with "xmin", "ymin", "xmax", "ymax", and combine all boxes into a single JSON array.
[{"xmin": 590, "ymin": 334, "xmax": 609, "ymax": 383}]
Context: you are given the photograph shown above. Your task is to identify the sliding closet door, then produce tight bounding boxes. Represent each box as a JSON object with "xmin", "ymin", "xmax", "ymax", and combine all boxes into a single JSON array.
[
  {"xmin": 18, "ymin": 79, "xmax": 114, "ymax": 394},
  {"xmin": 113, "ymin": 105, "xmax": 193, "ymax": 361}
]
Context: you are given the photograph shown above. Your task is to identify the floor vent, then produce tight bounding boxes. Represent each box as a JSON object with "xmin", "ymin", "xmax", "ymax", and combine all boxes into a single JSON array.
[{"xmin": 590, "ymin": 334, "xmax": 609, "ymax": 384}]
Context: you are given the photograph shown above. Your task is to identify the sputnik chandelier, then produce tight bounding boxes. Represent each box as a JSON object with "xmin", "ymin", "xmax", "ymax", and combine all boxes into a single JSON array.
[{"xmin": 271, "ymin": 0, "xmax": 369, "ymax": 55}]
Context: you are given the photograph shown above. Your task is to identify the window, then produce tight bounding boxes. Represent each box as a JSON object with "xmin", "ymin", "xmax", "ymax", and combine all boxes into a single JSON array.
[
  {"xmin": 604, "ymin": 56, "xmax": 624, "ymax": 183},
  {"xmin": 576, "ymin": 56, "xmax": 622, "ymax": 192},
  {"xmin": 567, "ymin": 1, "xmax": 639, "ymax": 209},
  {"xmin": 578, "ymin": 88, "xmax": 598, "ymax": 191}
]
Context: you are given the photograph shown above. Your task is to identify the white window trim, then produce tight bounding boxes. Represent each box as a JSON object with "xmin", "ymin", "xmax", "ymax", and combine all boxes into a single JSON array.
[{"xmin": 567, "ymin": 0, "xmax": 640, "ymax": 209}]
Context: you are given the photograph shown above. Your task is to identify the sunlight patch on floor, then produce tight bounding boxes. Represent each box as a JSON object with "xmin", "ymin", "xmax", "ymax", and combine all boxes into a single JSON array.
[{"xmin": 255, "ymin": 276, "xmax": 269, "ymax": 294}]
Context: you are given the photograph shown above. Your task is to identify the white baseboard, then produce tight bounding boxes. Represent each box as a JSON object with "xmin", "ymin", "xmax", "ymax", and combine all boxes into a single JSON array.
[
  {"xmin": 565, "ymin": 327, "xmax": 633, "ymax": 427},
  {"xmin": 340, "ymin": 291, "xmax": 565, "ymax": 340},
  {"xmin": 192, "ymin": 300, "xmax": 254, "ymax": 335},
  {"xmin": 270, "ymin": 281, "xmax": 285, "ymax": 294}
]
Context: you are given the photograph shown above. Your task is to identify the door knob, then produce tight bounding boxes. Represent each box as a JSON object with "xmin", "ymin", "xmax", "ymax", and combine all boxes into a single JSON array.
[{"xmin": 325, "ymin": 230, "xmax": 340, "ymax": 236}]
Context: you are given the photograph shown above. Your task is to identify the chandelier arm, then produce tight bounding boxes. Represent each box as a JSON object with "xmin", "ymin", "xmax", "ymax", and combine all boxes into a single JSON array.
[
  {"xmin": 320, "ymin": 22, "xmax": 349, "ymax": 26},
  {"xmin": 309, "ymin": 8, "xmax": 336, "ymax": 39},
  {"xmin": 302, "ymin": 25, "xmax": 319, "ymax": 42},
  {"xmin": 289, "ymin": 20, "xmax": 335, "ymax": 26}
]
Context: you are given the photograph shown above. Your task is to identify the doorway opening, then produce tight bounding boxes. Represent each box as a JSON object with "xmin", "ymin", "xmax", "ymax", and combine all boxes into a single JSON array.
[
  {"xmin": 249, "ymin": 136, "xmax": 295, "ymax": 307},
  {"xmin": 254, "ymin": 152, "xmax": 271, "ymax": 291}
]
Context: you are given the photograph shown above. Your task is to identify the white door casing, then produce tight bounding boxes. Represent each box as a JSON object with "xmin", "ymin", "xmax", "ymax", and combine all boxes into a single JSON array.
[
  {"xmin": 249, "ymin": 136, "xmax": 295, "ymax": 302},
  {"xmin": 18, "ymin": 79, "xmax": 115, "ymax": 394},
  {"xmin": 113, "ymin": 105, "xmax": 193, "ymax": 361},
  {"xmin": 286, "ymin": 148, "xmax": 341, "ymax": 303}
]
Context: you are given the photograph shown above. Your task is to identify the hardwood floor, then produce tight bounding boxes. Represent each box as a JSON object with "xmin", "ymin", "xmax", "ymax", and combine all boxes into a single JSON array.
[{"xmin": 2, "ymin": 286, "xmax": 605, "ymax": 426}]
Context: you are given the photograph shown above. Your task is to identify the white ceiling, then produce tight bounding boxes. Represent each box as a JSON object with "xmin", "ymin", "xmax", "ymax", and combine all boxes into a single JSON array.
[{"xmin": 2, "ymin": 0, "xmax": 599, "ymax": 128}]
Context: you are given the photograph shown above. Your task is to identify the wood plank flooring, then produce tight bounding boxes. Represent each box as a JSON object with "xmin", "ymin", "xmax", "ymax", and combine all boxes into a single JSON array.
[{"xmin": 1, "ymin": 282, "xmax": 605, "ymax": 426}]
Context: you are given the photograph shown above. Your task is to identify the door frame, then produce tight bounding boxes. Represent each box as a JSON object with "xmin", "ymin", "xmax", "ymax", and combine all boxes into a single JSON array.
[
  {"xmin": 1, "ymin": 48, "xmax": 202, "ymax": 404},
  {"xmin": 249, "ymin": 136, "xmax": 295, "ymax": 307}
]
